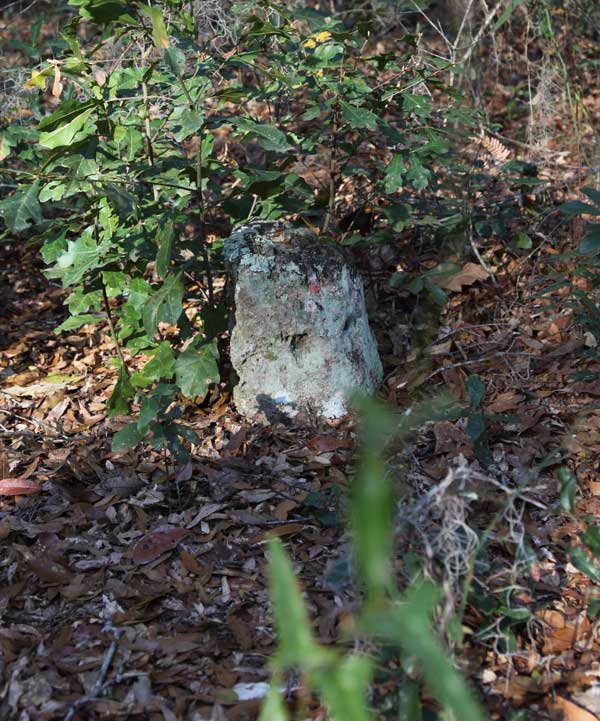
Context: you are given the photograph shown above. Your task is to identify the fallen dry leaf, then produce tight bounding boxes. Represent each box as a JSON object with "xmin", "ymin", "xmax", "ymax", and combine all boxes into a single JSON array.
[
  {"xmin": 538, "ymin": 609, "xmax": 591, "ymax": 654},
  {"xmin": 554, "ymin": 697, "xmax": 599, "ymax": 721},
  {"xmin": 248, "ymin": 522, "xmax": 306, "ymax": 544},
  {"xmin": 436, "ymin": 262, "xmax": 489, "ymax": 292},
  {"xmin": 2, "ymin": 374, "xmax": 83, "ymax": 398},
  {"xmin": 486, "ymin": 391, "xmax": 525, "ymax": 413},
  {"xmin": 129, "ymin": 527, "xmax": 189, "ymax": 565},
  {"xmin": 0, "ymin": 478, "xmax": 41, "ymax": 495},
  {"xmin": 274, "ymin": 499, "xmax": 297, "ymax": 521},
  {"xmin": 307, "ymin": 435, "xmax": 353, "ymax": 452},
  {"xmin": 427, "ymin": 339, "xmax": 453, "ymax": 356},
  {"xmin": 0, "ymin": 452, "xmax": 9, "ymax": 478},
  {"xmin": 13, "ymin": 544, "xmax": 73, "ymax": 585}
]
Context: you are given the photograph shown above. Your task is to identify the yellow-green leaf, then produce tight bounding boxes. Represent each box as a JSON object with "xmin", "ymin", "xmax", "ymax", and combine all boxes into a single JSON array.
[{"xmin": 139, "ymin": 3, "xmax": 170, "ymax": 48}]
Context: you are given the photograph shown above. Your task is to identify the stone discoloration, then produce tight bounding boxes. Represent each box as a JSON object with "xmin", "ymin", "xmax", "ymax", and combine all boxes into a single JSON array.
[{"xmin": 225, "ymin": 221, "xmax": 382, "ymax": 420}]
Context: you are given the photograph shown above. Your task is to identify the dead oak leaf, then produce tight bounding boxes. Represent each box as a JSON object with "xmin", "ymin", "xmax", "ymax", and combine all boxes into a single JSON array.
[
  {"xmin": 248, "ymin": 522, "xmax": 306, "ymax": 544},
  {"xmin": 129, "ymin": 527, "xmax": 188, "ymax": 565},
  {"xmin": 537, "ymin": 609, "xmax": 591, "ymax": 654},
  {"xmin": 486, "ymin": 391, "xmax": 525, "ymax": 414},
  {"xmin": 307, "ymin": 435, "xmax": 353, "ymax": 452},
  {"xmin": 13, "ymin": 544, "xmax": 73, "ymax": 585},
  {"xmin": 0, "ymin": 478, "xmax": 41, "ymax": 496},
  {"xmin": 436, "ymin": 263, "xmax": 489, "ymax": 292},
  {"xmin": 554, "ymin": 697, "xmax": 599, "ymax": 721}
]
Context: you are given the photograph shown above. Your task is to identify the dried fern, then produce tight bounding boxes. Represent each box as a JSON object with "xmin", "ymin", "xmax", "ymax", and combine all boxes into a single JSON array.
[{"xmin": 471, "ymin": 132, "xmax": 511, "ymax": 164}]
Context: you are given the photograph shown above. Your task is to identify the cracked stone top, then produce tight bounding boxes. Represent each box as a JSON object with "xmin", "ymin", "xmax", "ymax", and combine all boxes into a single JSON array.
[
  {"xmin": 224, "ymin": 221, "xmax": 355, "ymax": 281},
  {"xmin": 224, "ymin": 221, "xmax": 383, "ymax": 421}
]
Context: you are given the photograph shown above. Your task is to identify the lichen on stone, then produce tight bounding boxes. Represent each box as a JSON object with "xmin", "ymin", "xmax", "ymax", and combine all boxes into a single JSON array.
[{"xmin": 225, "ymin": 221, "xmax": 382, "ymax": 420}]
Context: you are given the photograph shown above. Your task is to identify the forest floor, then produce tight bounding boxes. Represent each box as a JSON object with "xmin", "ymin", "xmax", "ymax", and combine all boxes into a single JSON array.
[{"xmin": 2, "ymin": 5, "xmax": 600, "ymax": 721}]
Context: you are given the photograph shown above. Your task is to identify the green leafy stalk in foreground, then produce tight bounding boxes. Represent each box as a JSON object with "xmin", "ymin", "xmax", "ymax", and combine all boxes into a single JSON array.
[
  {"xmin": 263, "ymin": 397, "xmax": 489, "ymax": 721},
  {"xmin": 263, "ymin": 538, "xmax": 373, "ymax": 721},
  {"xmin": 361, "ymin": 585, "xmax": 488, "ymax": 721}
]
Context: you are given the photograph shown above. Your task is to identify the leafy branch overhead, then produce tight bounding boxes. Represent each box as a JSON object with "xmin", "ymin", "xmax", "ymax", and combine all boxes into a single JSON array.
[
  {"xmin": 1, "ymin": 1, "xmax": 599, "ymax": 720},
  {"xmin": 0, "ymin": 0, "xmax": 487, "ymax": 456}
]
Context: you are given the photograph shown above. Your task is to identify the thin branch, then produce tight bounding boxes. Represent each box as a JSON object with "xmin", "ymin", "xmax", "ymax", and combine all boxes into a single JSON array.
[
  {"xmin": 101, "ymin": 281, "xmax": 129, "ymax": 373},
  {"xmin": 460, "ymin": 0, "xmax": 505, "ymax": 65}
]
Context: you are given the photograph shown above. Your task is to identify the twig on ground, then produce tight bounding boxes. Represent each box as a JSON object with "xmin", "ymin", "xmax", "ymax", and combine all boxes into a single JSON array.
[{"xmin": 63, "ymin": 623, "xmax": 122, "ymax": 721}]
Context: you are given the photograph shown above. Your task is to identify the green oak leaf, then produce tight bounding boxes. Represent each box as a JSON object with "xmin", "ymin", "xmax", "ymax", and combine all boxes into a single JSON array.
[
  {"xmin": 38, "ymin": 100, "xmax": 97, "ymax": 149},
  {"xmin": 175, "ymin": 338, "xmax": 219, "ymax": 397},
  {"xmin": 47, "ymin": 229, "xmax": 112, "ymax": 286},
  {"xmin": 142, "ymin": 273, "xmax": 184, "ymax": 337},
  {"xmin": 107, "ymin": 365, "xmax": 135, "ymax": 417},
  {"xmin": 0, "ymin": 181, "xmax": 42, "ymax": 232},
  {"xmin": 339, "ymin": 100, "xmax": 378, "ymax": 130},
  {"xmin": 112, "ymin": 421, "xmax": 144, "ymax": 451},
  {"xmin": 131, "ymin": 341, "xmax": 175, "ymax": 387}
]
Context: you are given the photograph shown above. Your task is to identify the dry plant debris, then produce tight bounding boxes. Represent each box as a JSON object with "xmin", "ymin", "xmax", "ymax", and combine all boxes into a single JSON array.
[{"xmin": 1, "ymin": 3, "xmax": 600, "ymax": 721}]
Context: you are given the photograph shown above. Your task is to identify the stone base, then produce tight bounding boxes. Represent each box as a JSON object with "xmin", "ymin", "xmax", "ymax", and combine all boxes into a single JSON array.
[{"xmin": 224, "ymin": 222, "xmax": 382, "ymax": 421}]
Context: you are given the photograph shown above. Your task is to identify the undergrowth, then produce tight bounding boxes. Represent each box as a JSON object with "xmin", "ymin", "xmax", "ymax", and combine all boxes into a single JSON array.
[{"xmin": 1, "ymin": 1, "xmax": 598, "ymax": 719}]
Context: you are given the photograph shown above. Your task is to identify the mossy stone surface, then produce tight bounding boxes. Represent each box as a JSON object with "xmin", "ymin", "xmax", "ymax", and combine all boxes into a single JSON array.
[{"xmin": 225, "ymin": 222, "xmax": 382, "ymax": 420}]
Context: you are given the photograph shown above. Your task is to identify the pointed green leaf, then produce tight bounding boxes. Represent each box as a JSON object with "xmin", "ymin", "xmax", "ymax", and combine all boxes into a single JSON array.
[
  {"xmin": 69, "ymin": 0, "xmax": 129, "ymax": 23},
  {"xmin": 0, "ymin": 181, "xmax": 42, "ymax": 232},
  {"xmin": 582, "ymin": 525, "xmax": 600, "ymax": 558},
  {"xmin": 174, "ymin": 338, "xmax": 219, "ymax": 397},
  {"xmin": 406, "ymin": 156, "xmax": 430, "ymax": 190},
  {"xmin": 164, "ymin": 47, "xmax": 185, "ymax": 76},
  {"xmin": 259, "ymin": 683, "xmax": 289, "ymax": 721},
  {"xmin": 351, "ymin": 452, "xmax": 394, "ymax": 601},
  {"xmin": 467, "ymin": 375, "xmax": 486, "ymax": 409},
  {"xmin": 138, "ymin": 2, "xmax": 170, "ymax": 48},
  {"xmin": 200, "ymin": 304, "xmax": 228, "ymax": 337},
  {"xmin": 138, "ymin": 394, "xmax": 160, "ymax": 431},
  {"xmin": 112, "ymin": 421, "xmax": 144, "ymax": 451},
  {"xmin": 131, "ymin": 341, "xmax": 175, "ymax": 387},
  {"xmin": 403, "ymin": 94, "xmax": 432, "ymax": 119},
  {"xmin": 384, "ymin": 154, "xmax": 403, "ymax": 193},
  {"xmin": 55, "ymin": 314, "xmax": 101, "ymax": 333},
  {"xmin": 38, "ymin": 100, "xmax": 96, "ymax": 149},
  {"xmin": 156, "ymin": 220, "xmax": 174, "ymax": 277},
  {"xmin": 361, "ymin": 583, "xmax": 488, "ymax": 721},
  {"xmin": 339, "ymin": 100, "xmax": 378, "ymax": 130},
  {"xmin": 315, "ymin": 655, "xmax": 373, "ymax": 721},
  {"xmin": 582, "ymin": 187, "xmax": 600, "ymax": 207},
  {"xmin": 268, "ymin": 539, "xmax": 327, "ymax": 667},
  {"xmin": 47, "ymin": 229, "xmax": 111, "ymax": 286},
  {"xmin": 235, "ymin": 118, "xmax": 292, "ymax": 153},
  {"xmin": 142, "ymin": 273, "xmax": 184, "ymax": 337},
  {"xmin": 557, "ymin": 466, "xmax": 577, "ymax": 512},
  {"xmin": 398, "ymin": 679, "xmax": 422, "ymax": 721},
  {"xmin": 560, "ymin": 200, "xmax": 600, "ymax": 216},
  {"xmin": 569, "ymin": 546, "xmax": 600, "ymax": 583},
  {"xmin": 107, "ymin": 365, "xmax": 134, "ymax": 417},
  {"xmin": 383, "ymin": 203, "xmax": 411, "ymax": 231},
  {"xmin": 579, "ymin": 224, "xmax": 600, "ymax": 254}
]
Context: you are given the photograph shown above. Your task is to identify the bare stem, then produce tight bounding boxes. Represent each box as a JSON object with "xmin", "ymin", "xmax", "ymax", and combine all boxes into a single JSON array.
[
  {"xmin": 101, "ymin": 281, "xmax": 129, "ymax": 374},
  {"xmin": 323, "ymin": 98, "xmax": 340, "ymax": 234},
  {"xmin": 175, "ymin": 71, "xmax": 215, "ymax": 308}
]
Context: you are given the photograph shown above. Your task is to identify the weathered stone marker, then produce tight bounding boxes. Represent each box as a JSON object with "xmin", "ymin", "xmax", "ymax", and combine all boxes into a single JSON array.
[{"xmin": 224, "ymin": 222, "xmax": 382, "ymax": 420}]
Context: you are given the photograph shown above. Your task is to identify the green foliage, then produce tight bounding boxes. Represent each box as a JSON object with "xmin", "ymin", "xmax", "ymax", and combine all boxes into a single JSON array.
[
  {"xmin": 0, "ymin": 0, "xmax": 492, "ymax": 455},
  {"xmin": 0, "ymin": 0, "xmax": 478, "ymax": 456},
  {"xmin": 553, "ymin": 188, "xmax": 600, "ymax": 376},
  {"xmin": 174, "ymin": 338, "xmax": 220, "ymax": 397},
  {"xmin": 0, "ymin": 181, "xmax": 43, "ymax": 232},
  {"xmin": 560, "ymin": 188, "xmax": 600, "ymax": 254},
  {"xmin": 264, "ymin": 397, "xmax": 489, "ymax": 721},
  {"xmin": 557, "ymin": 466, "xmax": 577, "ymax": 512},
  {"xmin": 465, "ymin": 374, "xmax": 492, "ymax": 467}
]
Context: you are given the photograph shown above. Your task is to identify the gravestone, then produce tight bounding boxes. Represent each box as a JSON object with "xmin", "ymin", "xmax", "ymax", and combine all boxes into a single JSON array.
[{"xmin": 224, "ymin": 222, "xmax": 382, "ymax": 420}]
